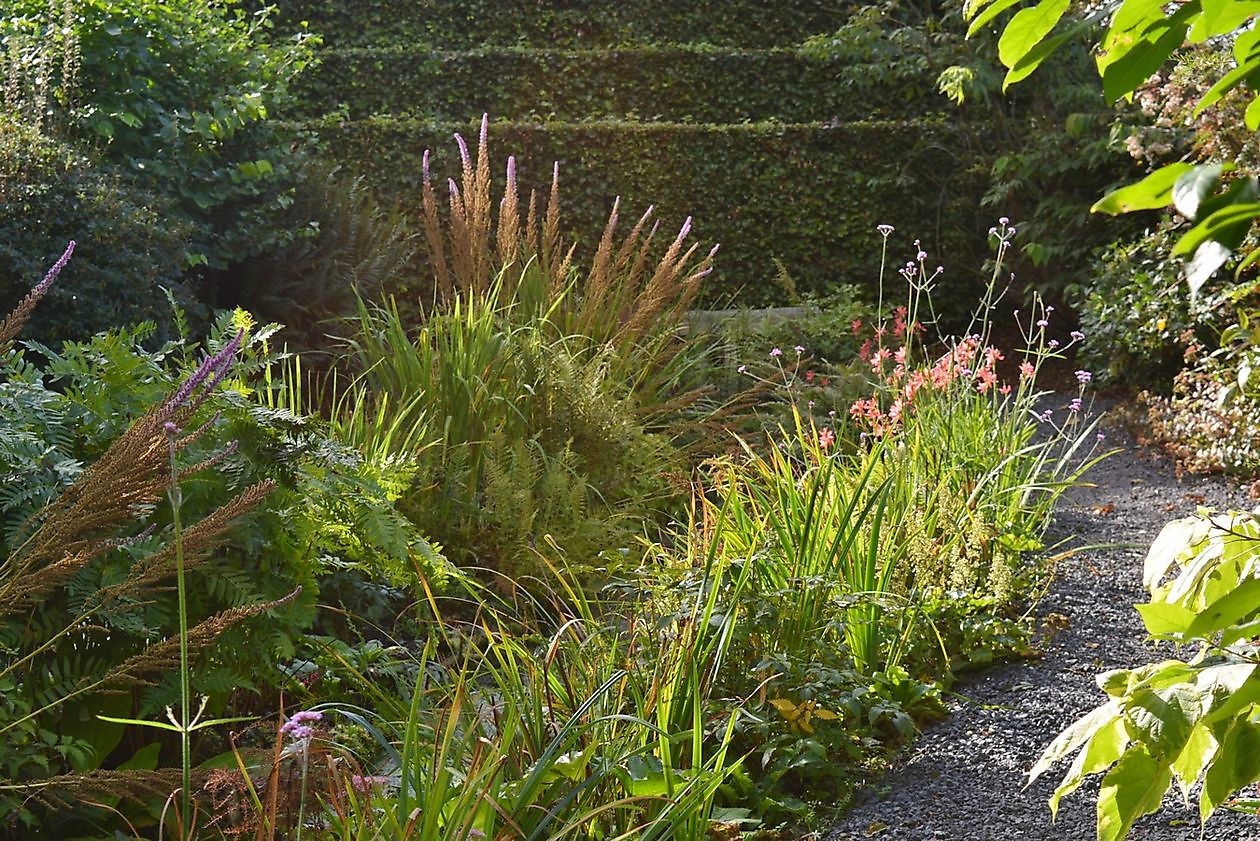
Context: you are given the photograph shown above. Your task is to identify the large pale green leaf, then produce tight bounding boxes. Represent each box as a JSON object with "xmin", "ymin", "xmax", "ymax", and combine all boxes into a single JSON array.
[
  {"xmin": 1092, "ymin": 163, "xmax": 1194, "ymax": 215},
  {"xmin": 1049, "ymin": 715, "xmax": 1130, "ymax": 818},
  {"xmin": 1201, "ymin": 717, "xmax": 1260, "ymax": 821},
  {"xmin": 1186, "ymin": 240, "xmax": 1235, "ymax": 297},
  {"xmin": 998, "ymin": 0, "xmax": 1071, "ymax": 69},
  {"xmin": 967, "ymin": 0, "xmax": 1027, "ymax": 36},
  {"xmin": 1134, "ymin": 600, "xmax": 1197, "ymax": 636},
  {"xmin": 1183, "ymin": 575, "xmax": 1260, "ymax": 638},
  {"xmin": 1124, "ymin": 685, "xmax": 1198, "ymax": 759},
  {"xmin": 1190, "ymin": 0, "xmax": 1260, "ymax": 41},
  {"xmin": 1100, "ymin": 3, "xmax": 1198, "ymax": 103},
  {"xmin": 1171, "ymin": 723, "xmax": 1219, "ymax": 801},
  {"xmin": 1029, "ymin": 700, "xmax": 1124, "ymax": 784},
  {"xmin": 1096, "ymin": 748, "xmax": 1174, "ymax": 841}
]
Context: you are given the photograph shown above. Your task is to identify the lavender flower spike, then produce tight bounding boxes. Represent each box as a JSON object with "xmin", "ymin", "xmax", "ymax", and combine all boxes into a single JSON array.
[
  {"xmin": 37, "ymin": 241, "xmax": 76, "ymax": 297},
  {"xmin": 162, "ymin": 329, "xmax": 245, "ymax": 420}
]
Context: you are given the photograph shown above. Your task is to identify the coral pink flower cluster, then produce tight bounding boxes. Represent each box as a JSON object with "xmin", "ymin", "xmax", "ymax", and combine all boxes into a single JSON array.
[{"xmin": 850, "ymin": 333, "xmax": 1022, "ymax": 436}]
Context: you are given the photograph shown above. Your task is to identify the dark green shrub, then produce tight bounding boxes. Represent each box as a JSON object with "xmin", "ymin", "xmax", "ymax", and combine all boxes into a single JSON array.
[{"xmin": 0, "ymin": 118, "xmax": 197, "ymax": 344}]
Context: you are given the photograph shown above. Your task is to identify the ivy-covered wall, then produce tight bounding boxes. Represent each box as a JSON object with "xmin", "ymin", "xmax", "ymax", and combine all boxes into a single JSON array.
[
  {"xmin": 272, "ymin": 0, "xmax": 852, "ymax": 49},
  {"xmin": 302, "ymin": 117, "xmax": 991, "ymax": 305},
  {"xmin": 294, "ymin": 46, "xmax": 941, "ymax": 123}
]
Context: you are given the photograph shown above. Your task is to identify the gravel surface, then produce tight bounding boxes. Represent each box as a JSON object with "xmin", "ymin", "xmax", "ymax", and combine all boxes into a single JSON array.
[{"xmin": 826, "ymin": 421, "xmax": 1259, "ymax": 841}]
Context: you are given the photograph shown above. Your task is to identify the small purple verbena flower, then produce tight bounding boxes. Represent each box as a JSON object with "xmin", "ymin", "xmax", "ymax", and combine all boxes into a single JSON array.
[
  {"xmin": 917, "ymin": 250, "xmax": 927, "ymax": 261},
  {"xmin": 828, "ymin": 410, "xmax": 837, "ymax": 418},
  {"xmin": 1008, "ymin": 227, "xmax": 1017, "ymax": 236},
  {"xmin": 1036, "ymin": 319, "xmax": 1049, "ymax": 328},
  {"xmin": 1048, "ymin": 339, "xmax": 1060, "ymax": 349},
  {"xmin": 1070, "ymin": 330, "xmax": 1085, "ymax": 341},
  {"xmin": 1074, "ymin": 369, "xmax": 1092, "ymax": 385},
  {"xmin": 280, "ymin": 709, "xmax": 323, "ymax": 741},
  {"xmin": 998, "ymin": 216, "xmax": 1010, "ymax": 226},
  {"xmin": 808, "ymin": 400, "xmax": 816, "ymax": 408},
  {"xmin": 770, "ymin": 347, "xmax": 783, "ymax": 358},
  {"xmin": 877, "ymin": 224, "xmax": 895, "ymax": 237},
  {"xmin": 1040, "ymin": 409, "xmax": 1053, "ymax": 422},
  {"xmin": 1068, "ymin": 397, "xmax": 1082, "ymax": 413},
  {"xmin": 1097, "ymin": 432, "xmax": 1107, "ymax": 442},
  {"xmin": 350, "ymin": 774, "xmax": 392, "ymax": 794},
  {"xmin": 794, "ymin": 345, "xmax": 805, "ymax": 354}
]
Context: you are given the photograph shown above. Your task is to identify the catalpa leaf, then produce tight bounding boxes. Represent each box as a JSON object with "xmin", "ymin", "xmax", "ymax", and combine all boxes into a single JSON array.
[
  {"xmin": 1092, "ymin": 164, "xmax": 1194, "ymax": 215},
  {"xmin": 1029, "ymin": 700, "xmax": 1123, "ymax": 785},
  {"xmin": 1097, "ymin": 747, "xmax": 1173, "ymax": 841},
  {"xmin": 998, "ymin": 0, "xmax": 1070, "ymax": 70}
]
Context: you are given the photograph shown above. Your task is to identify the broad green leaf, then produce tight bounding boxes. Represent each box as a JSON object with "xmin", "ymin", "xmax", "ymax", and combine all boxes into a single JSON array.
[
  {"xmin": 998, "ymin": 0, "xmax": 1071, "ymax": 70},
  {"xmin": 1201, "ymin": 718, "xmax": 1260, "ymax": 822},
  {"xmin": 1100, "ymin": 4, "xmax": 1198, "ymax": 103},
  {"xmin": 1134, "ymin": 600, "xmax": 1197, "ymax": 636},
  {"xmin": 1124, "ymin": 686, "xmax": 1198, "ymax": 759},
  {"xmin": 1097, "ymin": 0, "xmax": 1176, "ymax": 74},
  {"xmin": 1092, "ymin": 163, "xmax": 1195, "ymax": 215},
  {"xmin": 967, "ymin": 0, "xmax": 1027, "ymax": 36},
  {"xmin": 1049, "ymin": 715, "xmax": 1130, "ymax": 817},
  {"xmin": 1183, "ymin": 575, "xmax": 1260, "ymax": 638},
  {"xmin": 1029, "ymin": 700, "xmax": 1123, "ymax": 784},
  {"xmin": 1171, "ymin": 203, "xmax": 1260, "ymax": 254},
  {"xmin": 1096, "ymin": 747, "xmax": 1174, "ymax": 841},
  {"xmin": 1190, "ymin": 0, "xmax": 1260, "ymax": 41},
  {"xmin": 1246, "ymin": 95, "xmax": 1260, "ymax": 131},
  {"xmin": 1171, "ymin": 723, "xmax": 1219, "ymax": 801},
  {"xmin": 1004, "ymin": 31, "xmax": 1074, "ymax": 88},
  {"xmin": 1173, "ymin": 164, "xmax": 1230, "ymax": 220}
]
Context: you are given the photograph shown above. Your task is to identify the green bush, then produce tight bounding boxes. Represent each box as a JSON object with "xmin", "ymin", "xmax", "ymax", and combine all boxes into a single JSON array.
[
  {"xmin": 0, "ymin": 118, "xmax": 197, "ymax": 344},
  {"xmin": 2, "ymin": 0, "xmax": 319, "ymax": 272}
]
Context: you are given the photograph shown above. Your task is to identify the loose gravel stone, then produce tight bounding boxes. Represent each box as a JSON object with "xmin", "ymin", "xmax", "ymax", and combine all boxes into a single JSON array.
[{"xmin": 826, "ymin": 422, "xmax": 1259, "ymax": 841}]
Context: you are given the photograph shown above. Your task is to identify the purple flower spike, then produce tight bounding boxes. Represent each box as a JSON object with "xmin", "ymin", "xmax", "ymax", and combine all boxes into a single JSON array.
[
  {"xmin": 479, "ymin": 113, "xmax": 488, "ymax": 149},
  {"xmin": 506, "ymin": 155, "xmax": 516, "ymax": 187},
  {"xmin": 163, "ymin": 329, "xmax": 244, "ymax": 420},
  {"xmin": 454, "ymin": 133, "xmax": 470, "ymax": 170},
  {"xmin": 676, "ymin": 216, "xmax": 692, "ymax": 243},
  {"xmin": 36, "ymin": 241, "xmax": 76, "ymax": 297}
]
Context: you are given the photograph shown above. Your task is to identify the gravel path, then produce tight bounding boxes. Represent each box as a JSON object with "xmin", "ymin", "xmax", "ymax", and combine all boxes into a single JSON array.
[{"xmin": 825, "ymin": 421, "xmax": 1259, "ymax": 841}]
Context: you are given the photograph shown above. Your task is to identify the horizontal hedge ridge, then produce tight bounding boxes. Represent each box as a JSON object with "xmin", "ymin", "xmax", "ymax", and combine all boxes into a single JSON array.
[
  {"xmin": 270, "ymin": 0, "xmax": 850, "ymax": 48},
  {"xmin": 296, "ymin": 117, "xmax": 992, "ymax": 305},
  {"xmin": 296, "ymin": 45, "xmax": 945, "ymax": 123}
]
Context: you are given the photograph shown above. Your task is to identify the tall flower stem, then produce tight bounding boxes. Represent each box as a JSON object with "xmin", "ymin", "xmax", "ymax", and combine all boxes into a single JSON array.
[{"xmin": 165, "ymin": 427, "xmax": 193, "ymax": 840}]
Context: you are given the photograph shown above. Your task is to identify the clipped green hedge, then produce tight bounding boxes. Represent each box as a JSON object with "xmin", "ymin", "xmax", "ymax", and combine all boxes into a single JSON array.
[
  {"xmin": 301, "ymin": 117, "xmax": 992, "ymax": 306},
  {"xmin": 296, "ymin": 45, "xmax": 944, "ymax": 123},
  {"xmin": 271, "ymin": 0, "xmax": 849, "ymax": 48}
]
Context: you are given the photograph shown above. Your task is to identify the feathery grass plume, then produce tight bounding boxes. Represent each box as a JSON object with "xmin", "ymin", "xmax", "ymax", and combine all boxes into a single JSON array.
[
  {"xmin": 0, "ymin": 240, "xmax": 74, "ymax": 347},
  {"xmin": 0, "ymin": 768, "xmax": 187, "ymax": 812},
  {"xmin": 420, "ymin": 149, "xmax": 451, "ymax": 298}
]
